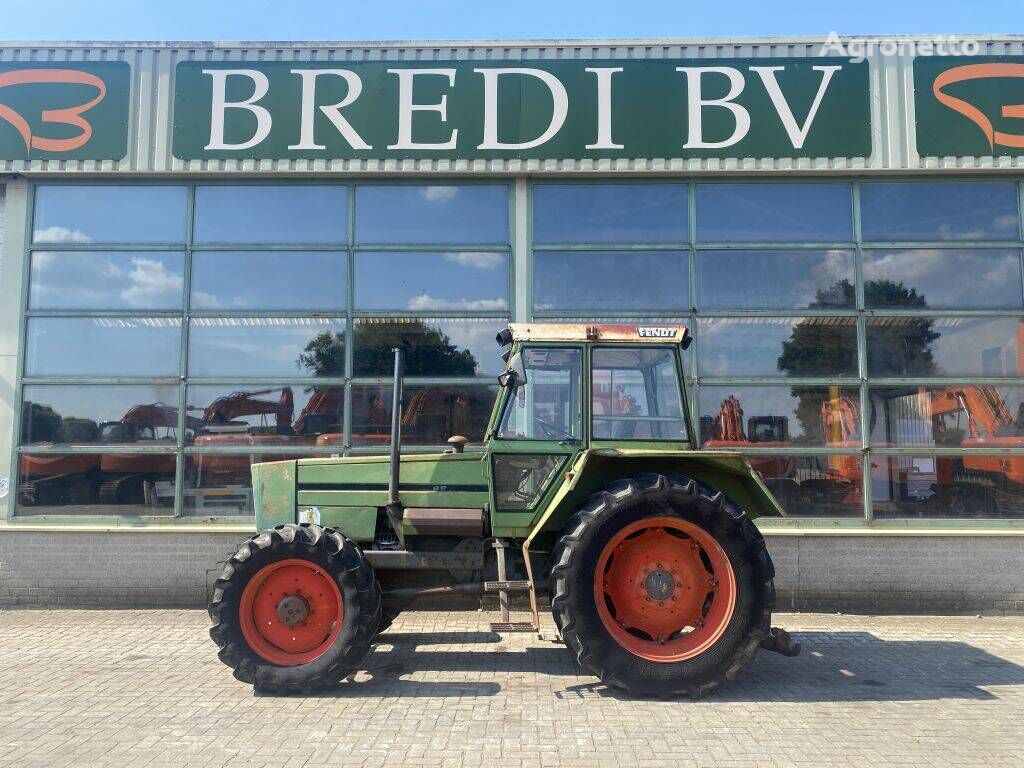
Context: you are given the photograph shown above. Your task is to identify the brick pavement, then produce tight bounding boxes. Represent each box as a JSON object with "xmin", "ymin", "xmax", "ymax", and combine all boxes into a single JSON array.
[{"xmin": 0, "ymin": 610, "xmax": 1022, "ymax": 767}]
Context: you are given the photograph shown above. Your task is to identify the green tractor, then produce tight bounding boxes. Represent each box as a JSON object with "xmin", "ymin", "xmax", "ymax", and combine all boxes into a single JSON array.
[{"xmin": 209, "ymin": 323, "xmax": 800, "ymax": 696}]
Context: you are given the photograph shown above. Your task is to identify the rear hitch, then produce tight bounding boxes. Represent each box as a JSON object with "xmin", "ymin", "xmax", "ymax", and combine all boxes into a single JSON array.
[{"xmin": 760, "ymin": 626, "xmax": 802, "ymax": 657}]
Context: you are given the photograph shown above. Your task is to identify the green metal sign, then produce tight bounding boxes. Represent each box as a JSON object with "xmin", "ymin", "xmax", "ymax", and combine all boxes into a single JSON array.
[
  {"xmin": 172, "ymin": 58, "xmax": 870, "ymax": 160},
  {"xmin": 0, "ymin": 62, "xmax": 130, "ymax": 160},
  {"xmin": 915, "ymin": 56, "xmax": 1024, "ymax": 157}
]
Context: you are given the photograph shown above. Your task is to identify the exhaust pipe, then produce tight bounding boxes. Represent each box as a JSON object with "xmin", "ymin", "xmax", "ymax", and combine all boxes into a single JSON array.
[{"xmin": 386, "ymin": 348, "xmax": 405, "ymax": 542}]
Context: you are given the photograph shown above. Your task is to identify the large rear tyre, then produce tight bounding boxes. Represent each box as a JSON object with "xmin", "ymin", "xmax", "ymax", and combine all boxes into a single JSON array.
[
  {"xmin": 550, "ymin": 474, "xmax": 775, "ymax": 698},
  {"xmin": 209, "ymin": 523, "xmax": 381, "ymax": 693}
]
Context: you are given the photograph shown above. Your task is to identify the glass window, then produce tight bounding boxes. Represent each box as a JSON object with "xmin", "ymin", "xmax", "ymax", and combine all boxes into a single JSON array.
[
  {"xmin": 533, "ymin": 251, "xmax": 688, "ymax": 311},
  {"xmin": 355, "ymin": 251, "xmax": 509, "ymax": 311},
  {"xmin": 33, "ymin": 185, "xmax": 187, "ymax": 244},
  {"xmin": 493, "ymin": 454, "xmax": 565, "ymax": 511},
  {"xmin": 697, "ymin": 249, "xmax": 855, "ymax": 310},
  {"xmin": 190, "ymin": 251, "xmax": 346, "ymax": 311},
  {"xmin": 745, "ymin": 454, "xmax": 864, "ymax": 518},
  {"xmin": 862, "ymin": 249, "xmax": 1023, "ymax": 309},
  {"xmin": 860, "ymin": 182, "xmax": 1020, "ymax": 242},
  {"xmin": 355, "ymin": 185, "xmax": 508, "ymax": 245},
  {"xmin": 16, "ymin": 452, "xmax": 176, "ymax": 516},
  {"xmin": 25, "ymin": 317, "xmax": 181, "ymax": 377},
  {"xmin": 351, "ymin": 383, "xmax": 498, "ymax": 446},
  {"xmin": 498, "ymin": 347, "xmax": 583, "ymax": 441},
  {"xmin": 183, "ymin": 453, "xmax": 332, "ymax": 516},
  {"xmin": 696, "ymin": 184, "xmax": 853, "ymax": 243},
  {"xmin": 533, "ymin": 184, "xmax": 688, "ymax": 244},
  {"xmin": 21, "ymin": 384, "xmax": 181, "ymax": 446},
  {"xmin": 872, "ymin": 455, "xmax": 1024, "ymax": 519},
  {"xmin": 591, "ymin": 347, "xmax": 686, "ymax": 440},
  {"xmin": 868, "ymin": 385, "xmax": 1024, "ymax": 448},
  {"xmin": 699, "ymin": 385, "xmax": 861, "ymax": 448},
  {"xmin": 188, "ymin": 317, "xmax": 346, "ymax": 378},
  {"xmin": 187, "ymin": 385, "xmax": 345, "ymax": 446},
  {"xmin": 697, "ymin": 317, "xmax": 857, "ymax": 378},
  {"xmin": 193, "ymin": 185, "xmax": 347, "ymax": 244},
  {"xmin": 866, "ymin": 317, "xmax": 1022, "ymax": 377},
  {"xmin": 353, "ymin": 317, "xmax": 507, "ymax": 377},
  {"xmin": 29, "ymin": 251, "xmax": 185, "ymax": 310}
]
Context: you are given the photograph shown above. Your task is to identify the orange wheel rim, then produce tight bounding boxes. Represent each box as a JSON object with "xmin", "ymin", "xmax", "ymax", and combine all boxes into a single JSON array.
[
  {"xmin": 239, "ymin": 558, "xmax": 343, "ymax": 666},
  {"xmin": 594, "ymin": 516, "xmax": 737, "ymax": 663}
]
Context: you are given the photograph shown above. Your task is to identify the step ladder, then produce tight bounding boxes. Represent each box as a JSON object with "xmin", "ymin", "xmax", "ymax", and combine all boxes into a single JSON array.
[{"xmin": 487, "ymin": 539, "xmax": 539, "ymax": 633}]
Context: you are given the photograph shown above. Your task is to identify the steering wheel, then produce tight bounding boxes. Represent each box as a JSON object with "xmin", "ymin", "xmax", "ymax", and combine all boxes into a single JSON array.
[{"xmin": 534, "ymin": 417, "xmax": 575, "ymax": 441}]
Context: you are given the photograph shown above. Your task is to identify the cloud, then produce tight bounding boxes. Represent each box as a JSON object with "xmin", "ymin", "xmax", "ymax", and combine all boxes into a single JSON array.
[
  {"xmin": 420, "ymin": 186, "xmax": 459, "ymax": 202},
  {"xmin": 406, "ymin": 294, "xmax": 508, "ymax": 311},
  {"xmin": 442, "ymin": 252, "xmax": 505, "ymax": 270},
  {"xmin": 118, "ymin": 257, "xmax": 184, "ymax": 308},
  {"xmin": 33, "ymin": 226, "xmax": 93, "ymax": 244}
]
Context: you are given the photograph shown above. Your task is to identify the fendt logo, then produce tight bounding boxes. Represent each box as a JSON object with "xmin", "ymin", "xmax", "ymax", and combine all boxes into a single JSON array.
[
  {"xmin": 933, "ymin": 63, "xmax": 1024, "ymax": 151},
  {"xmin": 915, "ymin": 56, "xmax": 1024, "ymax": 157},
  {"xmin": 0, "ymin": 62, "xmax": 130, "ymax": 160}
]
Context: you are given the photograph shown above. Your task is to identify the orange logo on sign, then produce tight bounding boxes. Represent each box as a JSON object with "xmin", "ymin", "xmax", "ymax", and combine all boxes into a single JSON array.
[
  {"xmin": 933, "ymin": 63, "xmax": 1024, "ymax": 150},
  {"xmin": 0, "ymin": 69, "xmax": 107, "ymax": 154}
]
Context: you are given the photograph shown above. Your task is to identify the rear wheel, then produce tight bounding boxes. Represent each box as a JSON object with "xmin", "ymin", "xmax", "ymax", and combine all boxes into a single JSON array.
[
  {"xmin": 209, "ymin": 523, "xmax": 381, "ymax": 693},
  {"xmin": 550, "ymin": 474, "xmax": 775, "ymax": 698}
]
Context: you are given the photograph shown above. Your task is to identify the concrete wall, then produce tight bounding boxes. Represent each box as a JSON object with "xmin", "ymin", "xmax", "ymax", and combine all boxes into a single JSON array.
[{"xmin": 1, "ymin": 529, "xmax": 1022, "ymax": 614}]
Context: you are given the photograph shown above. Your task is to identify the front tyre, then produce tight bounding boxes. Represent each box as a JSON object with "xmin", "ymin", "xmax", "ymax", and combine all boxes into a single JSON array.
[
  {"xmin": 550, "ymin": 474, "xmax": 775, "ymax": 698},
  {"xmin": 209, "ymin": 523, "xmax": 381, "ymax": 693}
]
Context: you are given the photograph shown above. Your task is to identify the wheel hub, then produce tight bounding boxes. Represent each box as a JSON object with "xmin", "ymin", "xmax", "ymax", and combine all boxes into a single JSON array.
[
  {"xmin": 643, "ymin": 569, "xmax": 676, "ymax": 601},
  {"xmin": 276, "ymin": 594, "xmax": 310, "ymax": 627}
]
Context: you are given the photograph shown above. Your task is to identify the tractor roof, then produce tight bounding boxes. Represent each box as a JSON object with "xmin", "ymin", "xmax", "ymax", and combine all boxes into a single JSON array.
[{"xmin": 507, "ymin": 323, "xmax": 690, "ymax": 346}]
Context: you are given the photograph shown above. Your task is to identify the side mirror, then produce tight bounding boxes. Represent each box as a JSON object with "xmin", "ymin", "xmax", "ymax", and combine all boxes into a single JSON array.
[{"xmin": 497, "ymin": 351, "xmax": 526, "ymax": 388}]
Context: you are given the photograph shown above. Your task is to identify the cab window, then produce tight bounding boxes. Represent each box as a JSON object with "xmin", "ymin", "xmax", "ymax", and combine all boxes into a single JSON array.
[
  {"xmin": 498, "ymin": 347, "xmax": 582, "ymax": 441},
  {"xmin": 592, "ymin": 347, "xmax": 687, "ymax": 440}
]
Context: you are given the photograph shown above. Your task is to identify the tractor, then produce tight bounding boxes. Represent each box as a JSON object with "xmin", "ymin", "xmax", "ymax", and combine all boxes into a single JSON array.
[{"xmin": 209, "ymin": 323, "xmax": 800, "ymax": 697}]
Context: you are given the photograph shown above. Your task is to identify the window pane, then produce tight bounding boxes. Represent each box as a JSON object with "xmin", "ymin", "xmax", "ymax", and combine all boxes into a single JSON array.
[
  {"xmin": 533, "ymin": 184, "xmax": 688, "ymax": 244},
  {"xmin": 860, "ymin": 182, "xmax": 1020, "ymax": 242},
  {"xmin": 33, "ymin": 185, "xmax": 187, "ymax": 244},
  {"xmin": 534, "ymin": 251, "xmax": 688, "ymax": 311},
  {"xmin": 21, "ymin": 384, "xmax": 181, "ymax": 446},
  {"xmin": 748, "ymin": 454, "xmax": 864, "ymax": 518},
  {"xmin": 353, "ymin": 317, "xmax": 506, "ymax": 377},
  {"xmin": 351, "ymin": 384, "xmax": 498, "ymax": 446},
  {"xmin": 493, "ymin": 454, "xmax": 564, "ymax": 511},
  {"xmin": 25, "ymin": 317, "xmax": 181, "ymax": 377},
  {"xmin": 188, "ymin": 317, "xmax": 346, "ymax": 378},
  {"xmin": 592, "ymin": 347, "xmax": 686, "ymax": 440},
  {"xmin": 29, "ymin": 251, "xmax": 184, "ymax": 310},
  {"xmin": 187, "ymin": 385, "xmax": 344, "ymax": 446},
  {"xmin": 184, "ymin": 454, "xmax": 333, "ymax": 516},
  {"xmin": 862, "ymin": 249, "xmax": 1022, "ymax": 309},
  {"xmin": 190, "ymin": 251, "xmax": 346, "ymax": 310},
  {"xmin": 698, "ymin": 317, "xmax": 857, "ymax": 377},
  {"xmin": 697, "ymin": 249, "xmax": 854, "ymax": 309},
  {"xmin": 699, "ymin": 385, "xmax": 860, "ymax": 447},
  {"xmin": 498, "ymin": 347, "xmax": 583, "ymax": 440},
  {"xmin": 872, "ymin": 455, "xmax": 1024, "ymax": 519},
  {"xmin": 16, "ymin": 452, "xmax": 176, "ymax": 515},
  {"xmin": 355, "ymin": 185, "xmax": 508, "ymax": 244},
  {"xmin": 866, "ymin": 317, "xmax": 1022, "ymax": 377},
  {"xmin": 868, "ymin": 385, "xmax": 1024, "ymax": 448},
  {"xmin": 355, "ymin": 251, "xmax": 509, "ymax": 311},
  {"xmin": 696, "ymin": 184, "xmax": 852, "ymax": 243},
  {"xmin": 193, "ymin": 185, "xmax": 347, "ymax": 244}
]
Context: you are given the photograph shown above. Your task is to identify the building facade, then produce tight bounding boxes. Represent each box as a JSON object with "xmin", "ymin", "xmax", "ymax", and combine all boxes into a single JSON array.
[{"xmin": 1, "ymin": 37, "xmax": 1023, "ymax": 610}]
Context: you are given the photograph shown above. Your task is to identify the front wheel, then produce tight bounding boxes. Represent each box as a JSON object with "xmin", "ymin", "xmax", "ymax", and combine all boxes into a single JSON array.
[
  {"xmin": 209, "ymin": 523, "xmax": 381, "ymax": 693},
  {"xmin": 549, "ymin": 474, "xmax": 775, "ymax": 698}
]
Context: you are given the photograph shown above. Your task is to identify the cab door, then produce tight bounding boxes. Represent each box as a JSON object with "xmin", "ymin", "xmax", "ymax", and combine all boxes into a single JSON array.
[{"xmin": 486, "ymin": 344, "xmax": 586, "ymax": 536}]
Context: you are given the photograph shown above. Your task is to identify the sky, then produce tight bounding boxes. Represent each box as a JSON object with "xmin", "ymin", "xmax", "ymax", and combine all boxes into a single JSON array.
[{"xmin": 1, "ymin": 0, "xmax": 1023, "ymax": 41}]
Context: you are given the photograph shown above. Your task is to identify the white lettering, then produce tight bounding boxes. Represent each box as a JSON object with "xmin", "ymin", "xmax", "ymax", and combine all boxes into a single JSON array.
[
  {"xmin": 475, "ymin": 68, "xmax": 569, "ymax": 149},
  {"xmin": 819, "ymin": 31, "xmax": 847, "ymax": 57},
  {"xmin": 750, "ymin": 65, "xmax": 841, "ymax": 149},
  {"xmin": 585, "ymin": 67, "xmax": 624, "ymax": 149},
  {"xmin": 288, "ymin": 69, "xmax": 371, "ymax": 151},
  {"xmin": 387, "ymin": 68, "xmax": 458, "ymax": 150},
  {"xmin": 678, "ymin": 67, "xmax": 751, "ymax": 149},
  {"xmin": 203, "ymin": 69, "xmax": 272, "ymax": 151}
]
